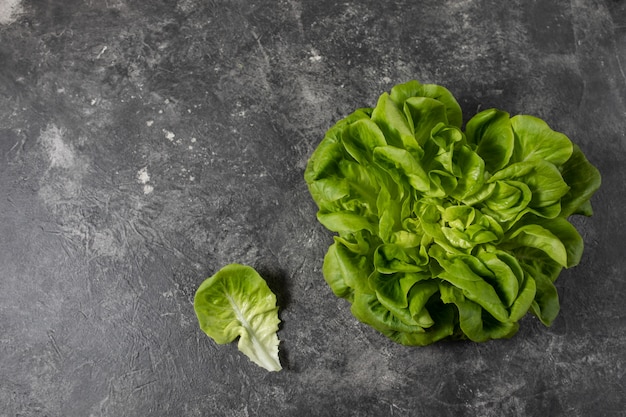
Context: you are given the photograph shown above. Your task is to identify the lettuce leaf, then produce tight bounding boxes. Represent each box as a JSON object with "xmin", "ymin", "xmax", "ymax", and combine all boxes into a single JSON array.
[
  {"xmin": 193, "ymin": 264, "xmax": 282, "ymax": 371},
  {"xmin": 305, "ymin": 80, "xmax": 601, "ymax": 345}
]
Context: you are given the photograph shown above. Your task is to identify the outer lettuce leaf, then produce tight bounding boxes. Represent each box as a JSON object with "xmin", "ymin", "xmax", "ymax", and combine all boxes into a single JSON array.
[
  {"xmin": 193, "ymin": 264, "xmax": 282, "ymax": 372},
  {"xmin": 342, "ymin": 118, "xmax": 388, "ymax": 165},
  {"xmin": 505, "ymin": 224, "xmax": 569, "ymax": 267},
  {"xmin": 439, "ymin": 282, "xmax": 518, "ymax": 342},
  {"xmin": 304, "ymin": 108, "xmax": 372, "ymax": 184},
  {"xmin": 388, "ymin": 80, "xmax": 463, "ymax": 128},
  {"xmin": 374, "ymin": 146, "xmax": 430, "ymax": 192},
  {"xmin": 530, "ymin": 274, "xmax": 560, "ymax": 326},
  {"xmin": 323, "ymin": 240, "xmax": 373, "ymax": 296},
  {"xmin": 513, "ymin": 215, "xmax": 585, "ymax": 268},
  {"xmin": 407, "ymin": 280, "xmax": 440, "ymax": 327},
  {"xmin": 317, "ymin": 211, "xmax": 378, "ymax": 234},
  {"xmin": 433, "ymin": 249, "xmax": 510, "ymax": 323},
  {"xmin": 403, "ymin": 97, "xmax": 450, "ymax": 147},
  {"xmin": 304, "ymin": 80, "xmax": 601, "ymax": 345},
  {"xmin": 516, "ymin": 251, "xmax": 563, "ymax": 325},
  {"xmin": 510, "ymin": 115, "xmax": 573, "ymax": 165},
  {"xmin": 374, "ymin": 244, "xmax": 429, "ymax": 273},
  {"xmin": 371, "ymin": 93, "xmax": 417, "ymax": 150},
  {"xmin": 351, "ymin": 292, "xmax": 427, "ymax": 334},
  {"xmin": 449, "ymin": 144, "xmax": 486, "ymax": 201},
  {"xmin": 488, "ymin": 160, "xmax": 570, "ymax": 213},
  {"xmin": 466, "ymin": 108, "xmax": 514, "ymax": 172},
  {"xmin": 559, "ymin": 144, "xmax": 602, "ymax": 217},
  {"xmin": 370, "ymin": 271, "xmax": 429, "ymax": 326}
]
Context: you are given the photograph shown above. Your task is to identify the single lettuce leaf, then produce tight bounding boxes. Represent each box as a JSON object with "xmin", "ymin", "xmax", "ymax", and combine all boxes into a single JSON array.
[
  {"xmin": 323, "ymin": 240, "xmax": 372, "ymax": 296},
  {"xmin": 559, "ymin": 144, "xmax": 602, "ymax": 217},
  {"xmin": 388, "ymin": 80, "xmax": 463, "ymax": 128},
  {"xmin": 371, "ymin": 93, "xmax": 416, "ymax": 149},
  {"xmin": 370, "ymin": 271, "xmax": 429, "ymax": 326},
  {"xmin": 510, "ymin": 115, "xmax": 573, "ymax": 165},
  {"xmin": 403, "ymin": 97, "xmax": 450, "ymax": 147},
  {"xmin": 439, "ymin": 282, "xmax": 518, "ymax": 342},
  {"xmin": 193, "ymin": 264, "xmax": 282, "ymax": 372},
  {"xmin": 505, "ymin": 223, "xmax": 569, "ymax": 267},
  {"xmin": 466, "ymin": 108, "xmax": 514, "ymax": 172},
  {"xmin": 488, "ymin": 160, "xmax": 570, "ymax": 212},
  {"xmin": 342, "ymin": 118, "xmax": 388, "ymax": 165}
]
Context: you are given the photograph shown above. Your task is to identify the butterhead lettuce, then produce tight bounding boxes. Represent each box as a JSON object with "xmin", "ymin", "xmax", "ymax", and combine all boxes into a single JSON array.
[{"xmin": 305, "ymin": 80, "xmax": 601, "ymax": 345}]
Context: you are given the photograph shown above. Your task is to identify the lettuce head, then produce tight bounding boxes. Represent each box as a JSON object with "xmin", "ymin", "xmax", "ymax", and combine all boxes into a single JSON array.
[{"xmin": 304, "ymin": 80, "xmax": 601, "ymax": 345}]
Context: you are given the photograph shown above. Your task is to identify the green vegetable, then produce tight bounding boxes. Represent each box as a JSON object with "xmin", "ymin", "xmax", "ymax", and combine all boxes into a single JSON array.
[
  {"xmin": 194, "ymin": 264, "xmax": 282, "ymax": 371},
  {"xmin": 304, "ymin": 80, "xmax": 601, "ymax": 345}
]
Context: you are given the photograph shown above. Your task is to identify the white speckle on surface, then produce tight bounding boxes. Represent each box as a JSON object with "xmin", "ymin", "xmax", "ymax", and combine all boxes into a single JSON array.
[
  {"xmin": 309, "ymin": 49, "xmax": 322, "ymax": 62},
  {"xmin": 39, "ymin": 124, "xmax": 76, "ymax": 170},
  {"xmin": 163, "ymin": 129, "xmax": 175, "ymax": 141},
  {"xmin": 146, "ymin": 120, "xmax": 154, "ymax": 127},
  {"xmin": 96, "ymin": 45, "xmax": 107, "ymax": 59},
  {"xmin": 90, "ymin": 98, "xmax": 97, "ymax": 106},
  {"xmin": 136, "ymin": 167, "xmax": 150, "ymax": 184},
  {"xmin": 189, "ymin": 176, "xmax": 195, "ymax": 181},
  {"xmin": 0, "ymin": 0, "xmax": 22, "ymax": 25},
  {"xmin": 136, "ymin": 167, "xmax": 153, "ymax": 194},
  {"xmin": 190, "ymin": 137, "xmax": 197, "ymax": 143}
]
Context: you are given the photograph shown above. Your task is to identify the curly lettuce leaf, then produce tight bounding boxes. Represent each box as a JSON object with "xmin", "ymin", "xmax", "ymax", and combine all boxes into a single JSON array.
[
  {"xmin": 560, "ymin": 144, "xmax": 602, "ymax": 217},
  {"xmin": 193, "ymin": 264, "xmax": 282, "ymax": 372},
  {"xmin": 510, "ymin": 115, "xmax": 573, "ymax": 165},
  {"xmin": 388, "ymin": 80, "xmax": 463, "ymax": 128},
  {"xmin": 466, "ymin": 108, "xmax": 515, "ymax": 172}
]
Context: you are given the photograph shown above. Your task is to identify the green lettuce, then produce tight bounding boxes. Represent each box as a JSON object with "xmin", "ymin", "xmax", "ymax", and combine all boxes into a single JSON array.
[
  {"xmin": 194, "ymin": 264, "xmax": 282, "ymax": 371},
  {"xmin": 304, "ymin": 80, "xmax": 601, "ymax": 345}
]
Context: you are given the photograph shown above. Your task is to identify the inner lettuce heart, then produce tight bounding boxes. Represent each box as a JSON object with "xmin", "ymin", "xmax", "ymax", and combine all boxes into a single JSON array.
[{"xmin": 304, "ymin": 80, "xmax": 601, "ymax": 345}]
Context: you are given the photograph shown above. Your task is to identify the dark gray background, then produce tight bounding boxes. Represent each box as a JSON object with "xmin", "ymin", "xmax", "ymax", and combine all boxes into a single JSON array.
[{"xmin": 1, "ymin": 0, "xmax": 625, "ymax": 416}]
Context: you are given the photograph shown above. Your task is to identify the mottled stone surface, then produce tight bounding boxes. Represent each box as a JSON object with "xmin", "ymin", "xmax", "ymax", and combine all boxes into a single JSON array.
[{"xmin": 1, "ymin": 1, "xmax": 625, "ymax": 416}]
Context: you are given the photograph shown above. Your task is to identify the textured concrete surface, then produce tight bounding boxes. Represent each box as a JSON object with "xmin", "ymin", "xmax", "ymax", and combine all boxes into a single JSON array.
[{"xmin": 1, "ymin": 0, "xmax": 625, "ymax": 416}]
